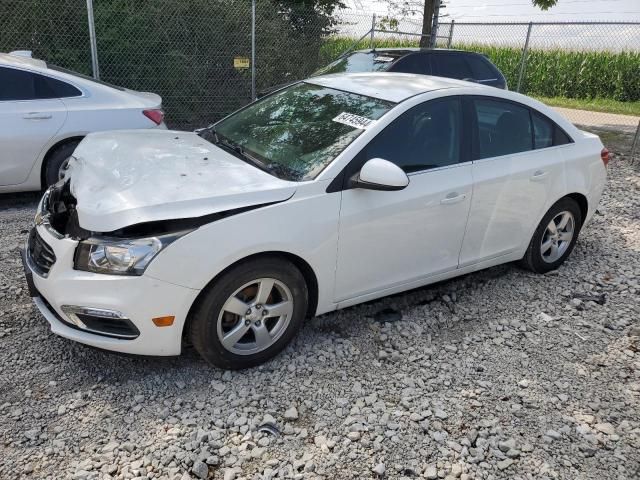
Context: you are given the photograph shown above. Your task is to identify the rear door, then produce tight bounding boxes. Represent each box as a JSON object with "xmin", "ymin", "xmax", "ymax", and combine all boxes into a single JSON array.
[
  {"xmin": 458, "ymin": 96, "xmax": 570, "ymax": 267},
  {"xmin": 0, "ymin": 66, "xmax": 67, "ymax": 186}
]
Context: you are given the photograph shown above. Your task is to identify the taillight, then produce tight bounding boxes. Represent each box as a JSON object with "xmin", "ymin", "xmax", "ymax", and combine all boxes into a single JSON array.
[
  {"xmin": 143, "ymin": 109, "xmax": 164, "ymax": 125},
  {"xmin": 600, "ymin": 147, "xmax": 610, "ymax": 167}
]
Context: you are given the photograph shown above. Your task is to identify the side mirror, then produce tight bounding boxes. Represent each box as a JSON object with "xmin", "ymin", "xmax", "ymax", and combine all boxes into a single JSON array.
[{"xmin": 350, "ymin": 158, "xmax": 409, "ymax": 191}]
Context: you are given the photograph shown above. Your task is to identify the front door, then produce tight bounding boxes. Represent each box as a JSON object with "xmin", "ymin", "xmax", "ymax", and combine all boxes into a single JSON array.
[{"xmin": 334, "ymin": 96, "xmax": 472, "ymax": 302}]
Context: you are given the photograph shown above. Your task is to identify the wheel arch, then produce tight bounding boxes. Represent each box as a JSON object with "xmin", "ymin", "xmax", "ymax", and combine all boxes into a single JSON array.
[
  {"xmin": 40, "ymin": 135, "xmax": 84, "ymax": 188},
  {"xmin": 565, "ymin": 192, "xmax": 588, "ymax": 223},
  {"xmin": 182, "ymin": 251, "xmax": 319, "ymax": 339}
]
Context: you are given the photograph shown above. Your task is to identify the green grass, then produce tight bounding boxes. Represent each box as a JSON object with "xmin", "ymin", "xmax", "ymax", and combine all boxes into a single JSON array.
[
  {"xmin": 534, "ymin": 96, "xmax": 640, "ymax": 116},
  {"xmin": 320, "ymin": 37, "xmax": 640, "ymax": 106}
]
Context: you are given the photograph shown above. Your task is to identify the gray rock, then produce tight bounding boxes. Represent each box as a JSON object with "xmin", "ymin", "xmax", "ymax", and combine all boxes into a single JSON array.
[
  {"xmin": 284, "ymin": 406, "xmax": 299, "ymax": 420},
  {"xmin": 191, "ymin": 460, "xmax": 208, "ymax": 479},
  {"xmin": 372, "ymin": 463, "xmax": 386, "ymax": 476}
]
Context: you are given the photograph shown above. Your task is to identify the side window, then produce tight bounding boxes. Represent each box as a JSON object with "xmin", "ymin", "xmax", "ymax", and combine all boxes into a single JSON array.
[
  {"xmin": 388, "ymin": 53, "xmax": 430, "ymax": 75},
  {"xmin": 40, "ymin": 76, "xmax": 82, "ymax": 98},
  {"xmin": 466, "ymin": 55, "xmax": 496, "ymax": 80},
  {"xmin": 532, "ymin": 111, "xmax": 573, "ymax": 148},
  {"xmin": 0, "ymin": 67, "xmax": 80, "ymax": 100},
  {"xmin": 532, "ymin": 112, "xmax": 553, "ymax": 148},
  {"xmin": 0, "ymin": 66, "xmax": 36, "ymax": 100},
  {"xmin": 433, "ymin": 54, "xmax": 473, "ymax": 80},
  {"xmin": 553, "ymin": 127, "xmax": 572, "ymax": 146},
  {"xmin": 473, "ymin": 98, "xmax": 533, "ymax": 159},
  {"xmin": 359, "ymin": 97, "xmax": 462, "ymax": 173}
]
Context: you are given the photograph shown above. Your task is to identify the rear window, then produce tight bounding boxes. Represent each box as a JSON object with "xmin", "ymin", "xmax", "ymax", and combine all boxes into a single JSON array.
[
  {"xmin": 48, "ymin": 64, "xmax": 125, "ymax": 91},
  {"xmin": 466, "ymin": 55, "xmax": 496, "ymax": 79},
  {"xmin": 432, "ymin": 54, "xmax": 473, "ymax": 80},
  {"xmin": 387, "ymin": 53, "xmax": 430, "ymax": 75},
  {"xmin": 312, "ymin": 52, "xmax": 402, "ymax": 76}
]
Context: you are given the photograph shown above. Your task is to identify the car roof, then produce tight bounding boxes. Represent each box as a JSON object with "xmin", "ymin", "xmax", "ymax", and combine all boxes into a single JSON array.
[
  {"xmin": 353, "ymin": 48, "xmax": 485, "ymax": 56},
  {"xmin": 306, "ymin": 72, "xmax": 487, "ymax": 103}
]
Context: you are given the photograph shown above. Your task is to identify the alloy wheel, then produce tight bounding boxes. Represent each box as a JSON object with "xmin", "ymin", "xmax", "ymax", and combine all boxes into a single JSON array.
[
  {"xmin": 217, "ymin": 278, "xmax": 294, "ymax": 355},
  {"xmin": 540, "ymin": 210, "xmax": 575, "ymax": 263}
]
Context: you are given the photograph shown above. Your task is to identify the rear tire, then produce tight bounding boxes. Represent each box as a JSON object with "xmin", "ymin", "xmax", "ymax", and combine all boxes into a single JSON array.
[
  {"xmin": 189, "ymin": 257, "xmax": 308, "ymax": 369},
  {"xmin": 44, "ymin": 140, "xmax": 80, "ymax": 187},
  {"xmin": 520, "ymin": 197, "xmax": 582, "ymax": 274}
]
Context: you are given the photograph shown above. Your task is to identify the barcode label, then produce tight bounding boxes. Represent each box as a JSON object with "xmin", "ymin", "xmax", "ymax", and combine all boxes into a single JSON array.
[{"xmin": 333, "ymin": 112, "xmax": 376, "ymax": 129}]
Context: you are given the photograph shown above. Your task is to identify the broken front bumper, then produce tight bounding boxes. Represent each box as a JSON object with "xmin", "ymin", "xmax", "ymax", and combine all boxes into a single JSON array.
[{"xmin": 23, "ymin": 223, "xmax": 200, "ymax": 356}]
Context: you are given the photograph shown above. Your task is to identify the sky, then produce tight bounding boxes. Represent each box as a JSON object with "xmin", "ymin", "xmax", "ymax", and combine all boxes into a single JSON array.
[
  {"xmin": 343, "ymin": 0, "xmax": 640, "ymax": 22},
  {"xmin": 338, "ymin": 0, "xmax": 640, "ymax": 50}
]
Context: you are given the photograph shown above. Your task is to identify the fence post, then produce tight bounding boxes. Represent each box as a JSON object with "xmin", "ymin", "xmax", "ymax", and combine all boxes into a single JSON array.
[
  {"xmin": 430, "ymin": 0, "xmax": 441, "ymax": 48},
  {"xmin": 86, "ymin": 0, "xmax": 99, "ymax": 79},
  {"xmin": 516, "ymin": 22, "xmax": 533, "ymax": 93},
  {"xmin": 447, "ymin": 19, "xmax": 455, "ymax": 49},
  {"xmin": 631, "ymin": 120, "xmax": 640, "ymax": 164},
  {"xmin": 370, "ymin": 13, "xmax": 376, "ymax": 49},
  {"xmin": 251, "ymin": 0, "xmax": 256, "ymax": 101}
]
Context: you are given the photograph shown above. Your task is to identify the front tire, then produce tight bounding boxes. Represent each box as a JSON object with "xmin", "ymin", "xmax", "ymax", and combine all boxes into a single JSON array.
[
  {"xmin": 521, "ymin": 197, "xmax": 583, "ymax": 274},
  {"xmin": 189, "ymin": 257, "xmax": 308, "ymax": 369},
  {"xmin": 44, "ymin": 140, "xmax": 80, "ymax": 187}
]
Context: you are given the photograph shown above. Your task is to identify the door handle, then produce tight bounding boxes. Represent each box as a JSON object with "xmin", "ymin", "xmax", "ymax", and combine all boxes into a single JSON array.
[
  {"xmin": 440, "ymin": 192, "xmax": 467, "ymax": 205},
  {"xmin": 23, "ymin": 113, "xmax": 52, "ymax": 120},
  {"xmin": 530, "ymin": 170, "xmax": 549, "ymax": 181}
]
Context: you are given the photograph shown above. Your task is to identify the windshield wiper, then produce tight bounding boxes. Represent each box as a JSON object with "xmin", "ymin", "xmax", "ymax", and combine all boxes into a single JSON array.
[
  {"xmin": 197, "ymin": 126, "xmax": 298, "ymax": 181},
  {"xmin": 211, "ymin": 131, "xmax": 273, "ymax": 173}
]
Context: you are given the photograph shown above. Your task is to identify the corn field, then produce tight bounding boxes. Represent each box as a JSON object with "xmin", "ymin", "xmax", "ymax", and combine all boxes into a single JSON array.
[{"xmin": 319, "ymin": 38, "xmax": 640, "ymax": 103}]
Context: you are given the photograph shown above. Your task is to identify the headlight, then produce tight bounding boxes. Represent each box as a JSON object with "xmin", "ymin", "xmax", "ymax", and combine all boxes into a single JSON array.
[{"xmin": 74, "ymin": 232, "xmax": 187, "ymax": 276}]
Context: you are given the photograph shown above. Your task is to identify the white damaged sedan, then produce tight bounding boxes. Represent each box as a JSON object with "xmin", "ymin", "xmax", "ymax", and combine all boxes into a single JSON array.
[{"xmin": 22, "ymin": 73, "xmax": 607, "ymax": 369}]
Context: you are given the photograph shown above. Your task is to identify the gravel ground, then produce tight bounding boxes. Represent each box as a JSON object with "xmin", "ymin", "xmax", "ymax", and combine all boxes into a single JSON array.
[{"xmin": 1, "ymin": 135, "xmax": 639, "ymax": 480}]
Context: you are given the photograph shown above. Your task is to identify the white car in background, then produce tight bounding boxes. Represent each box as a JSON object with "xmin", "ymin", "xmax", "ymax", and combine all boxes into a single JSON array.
[
  {"xmin": 23, "ymin": 73, "xmax": 607, "ymax": 370},
  {"xmin": 0, "ymin": 51, "xmax": 165, "ymax": 192}
]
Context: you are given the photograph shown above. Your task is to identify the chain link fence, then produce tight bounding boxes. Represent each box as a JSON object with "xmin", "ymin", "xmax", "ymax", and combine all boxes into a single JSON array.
[{"xmin": 1, "ymin": 1, "xmax": 639, "ymax": 161}]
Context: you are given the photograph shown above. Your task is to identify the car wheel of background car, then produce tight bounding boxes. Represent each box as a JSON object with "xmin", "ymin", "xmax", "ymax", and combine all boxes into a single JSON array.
[
  {"xmin": 520, "ymin": 197, "xmax": 583, "ymax": 274},
  {"xmin": 189, "ymin": 257, "xmax": 308, "ymax": 369},
  {"xmin": 44, "ymin": 140, "xmax": 80, "ymax": 187}
]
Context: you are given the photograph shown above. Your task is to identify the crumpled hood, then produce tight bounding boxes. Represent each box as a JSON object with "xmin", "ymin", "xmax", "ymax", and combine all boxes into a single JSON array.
[{"xmin": 69, "ymin": 130, "xmax": 297, "ymax": 232}]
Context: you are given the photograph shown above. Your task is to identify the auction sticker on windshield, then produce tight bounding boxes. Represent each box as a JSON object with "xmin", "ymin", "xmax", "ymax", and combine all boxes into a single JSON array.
[{"xmin": 333, "ymin": 112, "xmax": 376, "ymax": 129}]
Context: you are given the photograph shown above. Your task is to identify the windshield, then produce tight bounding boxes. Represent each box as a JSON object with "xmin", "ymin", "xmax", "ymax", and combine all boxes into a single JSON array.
[
  {"xmin": 211, "ymin": 82, "xmax": 394, "ymax": 181},
  {"xmin": 313, "ymin": 52, "xmax": 401, "ymax": 76}
]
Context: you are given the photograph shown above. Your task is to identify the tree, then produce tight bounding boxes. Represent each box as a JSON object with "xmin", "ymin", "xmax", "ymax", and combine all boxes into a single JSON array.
[
  {"xmin": 0, "ymin": 0, "xmax": 345, "ymax": 129},
  {"xmin": 388, "ymin": 1, "xmax": 559, "ymax": 48}
]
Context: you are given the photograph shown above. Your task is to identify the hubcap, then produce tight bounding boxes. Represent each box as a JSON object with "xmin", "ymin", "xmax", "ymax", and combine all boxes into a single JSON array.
[
  {"xmin": 58, "ymin": 156, "xmax": 72, "ymax": 181},
  {"xmin": 217, "ymin": 278, "xmax": 294, "ymax": 355},
  {"xmin": 540, "ymin": 210, "xmax": 575, "ymax": 263}
]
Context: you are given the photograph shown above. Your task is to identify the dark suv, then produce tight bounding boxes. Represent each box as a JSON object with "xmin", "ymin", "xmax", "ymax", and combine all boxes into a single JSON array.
[{"xmin": 314, "ymin": 48, "xmax": 508, "ymax": 89}]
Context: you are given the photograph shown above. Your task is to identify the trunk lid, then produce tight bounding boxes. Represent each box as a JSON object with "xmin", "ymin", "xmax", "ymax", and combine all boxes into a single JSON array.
[{"xmin": 123, "ymin": 89, "xmax": 162, "ymax": 108}]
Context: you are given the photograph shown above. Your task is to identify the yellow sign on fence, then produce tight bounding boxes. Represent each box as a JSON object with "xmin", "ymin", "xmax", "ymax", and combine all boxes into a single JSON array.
[{"xmin": 234, "ymin": 57, "xmax": 250, "ymax": 69}]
